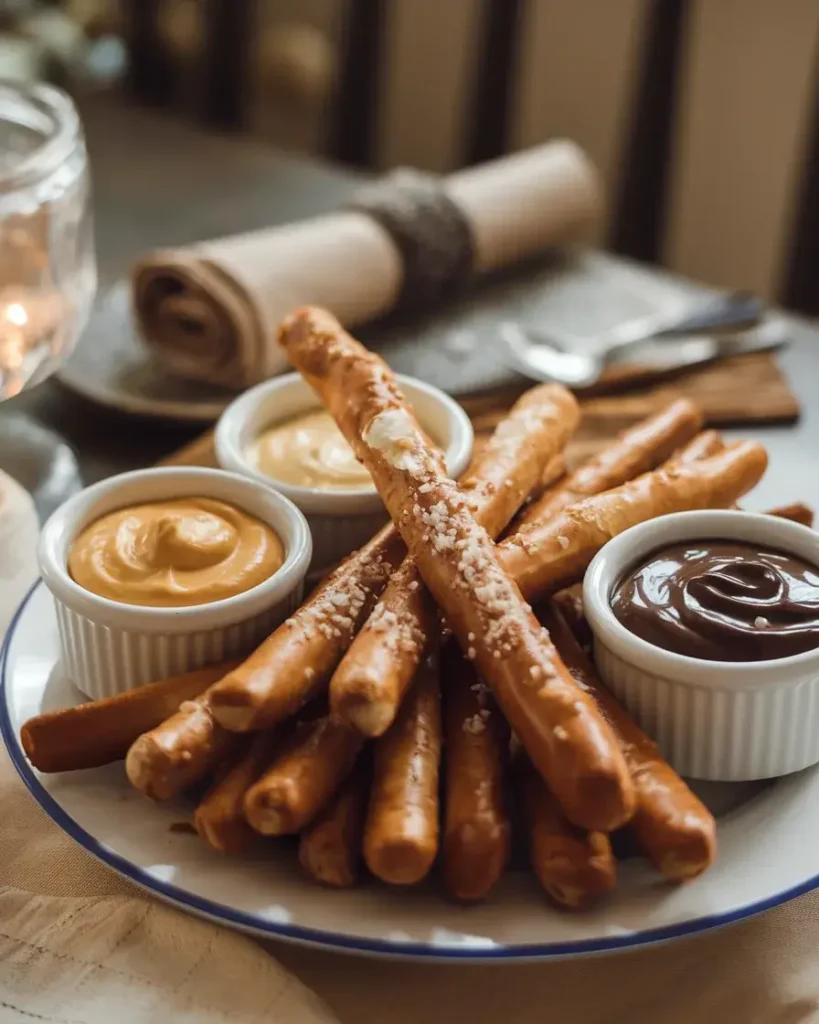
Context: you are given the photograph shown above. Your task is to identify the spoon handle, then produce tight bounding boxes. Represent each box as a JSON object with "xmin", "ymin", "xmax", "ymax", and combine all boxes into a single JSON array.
[
  {"xmin": 606, "ymin": 292, "xmax": 765, "ymax": 359},
  {"xmin": 655, "ymin": 291, "xmax": 765, "ymax": 338}
]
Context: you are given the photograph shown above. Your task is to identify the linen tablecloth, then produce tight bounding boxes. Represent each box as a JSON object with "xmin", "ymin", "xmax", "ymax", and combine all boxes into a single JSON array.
[{"xmin": 3, "ymin": 470, "xmax": 819, "ymax": 1024}]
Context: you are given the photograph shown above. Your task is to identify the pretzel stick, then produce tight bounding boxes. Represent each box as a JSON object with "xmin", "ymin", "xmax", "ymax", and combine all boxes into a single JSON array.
[
  {"xmin": 363, "ymin": 648, "xmax": 442, "ymax": 885},
  {"xmin": 515, "ymin": 398, "xmax": 702, "ymax": 528},
  {"xmin": 442, "ymin": 645, "xmax": 510, "ymax": 902},
  {"xmin": 670, "ymin": 429, "xmax": 724, "ymax": 464},
  {"xmin": 207, "ymin": 388, "xmax": 572, "ymax": 736},
  {"xmin": 767, "ymin": 502, "xmax": 814, "ymax": 527},
  {"xmin": 331, "ymin": 383, "xmax": 580, "ymax": 737},
  {"xmin": 673, "ymin": 434, "xmax": 812, "ymax": 526},
  {"xmin": 538, "ymin": 453, "xmax": 567, "ymax": 492},
  {"xmin": 335, "ymin": 404, "xmax": 708, "ymax": 740},
  {"xmin": 298, "ymin": 760, "xmax": 369, "ymax": 888},
  {"xmin": 551, "ymin": 441, "xmax": 787, "ymax": 655},
  {"xmin": 550, "ymin": 431, "xmax": 728, "ymax": 651},
  {"xmin": 208, "ymin": 527, "xmax": 406, "ymax": 732},
  {"xmin": 194, "ymin": 730, "xmax": 282, "ymax": 854},
  {"xmin": 126, "ymin": 694, "xmax": 242, "ymax": 801},
  {"xmin": 20, "ymin": 661, "xmax": 238, "ymax": 773},
  {"xmin": 244, "ymin": 715, "xmax": 363, "ymax": 835},
  {"xmin": 280, "ymin": 307, "xmax": 635, "ymax": 832},
  {"xmin": 542, "ymin": 604, "xmax": 717, "ymax": 882},
  {"xmin": 551, "ymin": 585, "xmax": 589, "ymax": 649},
  {"xmin": 330, "ymin": 446, "xmax": 765, "ymax": 766},
  {"xmin": 518, "ymin": 753, "xmax": 616, "ymax": 909},
  {"xmin": 499, "ymin": 441, "xmax": 768, "ymax": 601}
]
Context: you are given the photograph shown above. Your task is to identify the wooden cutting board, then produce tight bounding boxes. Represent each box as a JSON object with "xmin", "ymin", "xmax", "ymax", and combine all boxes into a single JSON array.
[{"xmin": 162, "ymin": 350, "xmax": 798, "ymax": 470}]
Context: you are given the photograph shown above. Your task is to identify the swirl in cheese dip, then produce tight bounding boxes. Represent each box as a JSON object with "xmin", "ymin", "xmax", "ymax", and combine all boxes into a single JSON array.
[
  {"xmin": 68, "ymin": 498, "xmax": 284, "ymax": 607},
  {"xmin": 249, "ymin": 410, "xmax": 374, "ymax": 491}
]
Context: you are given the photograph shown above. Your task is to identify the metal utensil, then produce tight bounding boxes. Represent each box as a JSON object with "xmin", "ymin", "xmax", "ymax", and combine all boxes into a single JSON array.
[
  {"xmin": 500, "ymin": 316, "xmax": 787, "ymax": 389},
  {"xmin": 498, "ymin": 292, "xmax": 765, "ymax": 387}
]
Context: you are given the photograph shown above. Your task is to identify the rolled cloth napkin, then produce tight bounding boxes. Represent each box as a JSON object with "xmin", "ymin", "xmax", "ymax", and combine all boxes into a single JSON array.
[{"xmin": 132, "ymin": 140, "xmax": 601, "ymax": 389}]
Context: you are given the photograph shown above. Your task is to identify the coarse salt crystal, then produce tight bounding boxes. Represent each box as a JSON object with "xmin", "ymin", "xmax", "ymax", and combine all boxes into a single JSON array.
[
  {"xmin": 467, "ymin": 647, "xmax": 476, "ymax": 660},
  {"xmin": 754, "ymin": 616, "xmax": 769, "ymax": 628},
  {"xmin": 553, "ymin": 725, "xmax": 569, "ymax": 741},
  {"xmin": 557, "ymin": 535, "xmax": 570, "ymax": 549},
  {"xmin": 363, "ymin": 409, "xmax": 420, "ymax": 471}
]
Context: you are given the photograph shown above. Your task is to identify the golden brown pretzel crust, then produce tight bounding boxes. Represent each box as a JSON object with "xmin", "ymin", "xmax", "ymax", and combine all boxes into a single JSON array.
[
  {"xmin": 542, "ymin": 604, "xmax": 717, "ymax": 882},
  {"xmin": 516, "ymin": 397, "xmax": 703, "ymax": 528},
  {"xmin": 244, "ymin": 715, "xmax": 363, "ymax": 835},
  {"xmin": 325, "ymin": 417, "xmax": 737, "ymax": 745},
  {"xmin": 331, "ymin": 382, "xmax": 580, "ymax": 737},
  {"xmin": 767, "ymin": 502, "xmax": 814, "ymax": 527},
  {"xmin": 298, "ymin": 761, "xmax": 369, "ymax": 888},
  {"xmin": 363, "ymin": 649, "xmax": 442, "ymax": 885},
  {"xmin": 442, "ymin": 645, "xmax": 510, "ymax": 902},
  {"xmin": 208, "ymin": 525, "xmax": 406, "ymax": 732},
  {"xmin": 518, "ymin": 754, "xmax": 617, "ymax": 909},
  {"xmin": 280, "ymin": 306, "xmax": 635, "ymax": 833},
  {"xmin": 125, "ymin": 695, "xmax": 241, "ymax": 802},
  {"xmin": 194, "ymin": 730, "xmax": 281, "ymax": 854},
  {"xmin": 21, "ymin": 661, "xmax": 238, "ymax": 774},
  {"xmin": 498, "ymin": 441, "xmax": 768, "ymax": 600},
  {"xmin": 669, "ymin": 429, "xmax": 725, "ymax": 464}
]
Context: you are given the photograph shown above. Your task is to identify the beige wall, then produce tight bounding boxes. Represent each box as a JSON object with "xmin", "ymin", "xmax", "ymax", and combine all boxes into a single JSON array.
[
  {"xmin": 510, "ymin": 0, "xmax": 651, "ymax": 244},
  {"xmin": 664, "ymin": 0, "xmax": 819, "ymax": 299}
]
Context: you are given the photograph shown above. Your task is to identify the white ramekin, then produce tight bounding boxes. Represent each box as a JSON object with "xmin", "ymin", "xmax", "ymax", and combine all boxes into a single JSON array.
[
  {"xmin": 583, "ymin": 510, "xmax": 819, "ymax": 782},
  {"xmin": 38, "ymin": 467, "xmax": 312, "ymax": 700},
  {"xmin": 214, "ymin": 371, "xmax": 474, "ymax": 569}
]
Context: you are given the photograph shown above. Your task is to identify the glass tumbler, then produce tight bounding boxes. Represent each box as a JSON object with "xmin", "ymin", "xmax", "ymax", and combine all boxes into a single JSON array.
[
  {"xmin": 0, "ymin": 80, "xmax": 95, "ymax": 399},
  {"xmin": 0, "ymin": 81, "xmax": 96, "ymax": 525}
]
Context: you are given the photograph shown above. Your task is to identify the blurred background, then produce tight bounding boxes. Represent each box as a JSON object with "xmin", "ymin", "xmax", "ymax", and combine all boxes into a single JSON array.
[{"xmin": 3, "ymin": 0, "xmax": 818, "ymax": 315}]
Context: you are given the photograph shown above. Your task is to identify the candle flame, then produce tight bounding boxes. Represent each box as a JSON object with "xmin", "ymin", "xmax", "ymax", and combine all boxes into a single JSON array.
[{"xmin": 5, "ymin": 303, "xmax": 28, "ymax": 327}]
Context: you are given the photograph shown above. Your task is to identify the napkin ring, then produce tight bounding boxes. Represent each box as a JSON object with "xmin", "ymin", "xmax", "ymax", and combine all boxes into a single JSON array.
[{"xmin": 349, "ymin": 169, "xmax": 475, "ymax": 312}]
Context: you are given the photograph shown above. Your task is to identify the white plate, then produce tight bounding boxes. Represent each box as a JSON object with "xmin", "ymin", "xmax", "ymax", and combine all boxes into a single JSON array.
[{"xmin": 4, "ymin": 582, "xmax": 819, "ymax": 961}]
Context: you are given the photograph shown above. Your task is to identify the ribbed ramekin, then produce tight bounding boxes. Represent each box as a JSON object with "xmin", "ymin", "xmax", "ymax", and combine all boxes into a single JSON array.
[
  {"xmin": 38, "ymin": 467, "xmax": 312, "ymax": 700},
  {"xmin": 583, "ymin": 510, "xmax": 819, "ymax": 781},
  {"xmin": 214, "ymin": 372, "xmax": 473, "ymax": 571}
]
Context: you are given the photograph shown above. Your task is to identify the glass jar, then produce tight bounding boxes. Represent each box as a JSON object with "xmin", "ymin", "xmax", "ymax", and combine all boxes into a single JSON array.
[{"xmin": 0, "ymin": 81, "xmax": 96, "ymax": 399}]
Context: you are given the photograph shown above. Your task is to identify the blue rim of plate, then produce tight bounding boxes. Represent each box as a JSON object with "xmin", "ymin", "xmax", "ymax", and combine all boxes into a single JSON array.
[{"xmin": 3, "ymin": 580, "xmax": 819, "ymax": 961}]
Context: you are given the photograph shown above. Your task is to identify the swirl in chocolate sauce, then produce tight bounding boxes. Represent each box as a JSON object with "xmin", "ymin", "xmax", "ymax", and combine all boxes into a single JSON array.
[{"xmin": 611, "ymin": 540, "xmax": 819, "ymax": 662}]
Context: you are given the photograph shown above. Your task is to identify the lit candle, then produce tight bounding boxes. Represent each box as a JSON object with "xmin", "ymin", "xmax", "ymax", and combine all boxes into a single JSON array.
[{"xmin": 0, "ymin": 287, "xmax": 64, "ymax": 395}]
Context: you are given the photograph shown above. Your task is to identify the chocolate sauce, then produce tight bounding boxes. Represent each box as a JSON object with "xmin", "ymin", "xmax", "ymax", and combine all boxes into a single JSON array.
[{"xmin": 611, "ymin": 540, "xmax": 819, "ymax": 662}]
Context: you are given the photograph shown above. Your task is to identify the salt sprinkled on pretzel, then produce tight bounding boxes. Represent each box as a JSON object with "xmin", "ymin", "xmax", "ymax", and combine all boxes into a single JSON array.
[
  {"xmin": 280, "ymin": 306, "xmax": 635, "ymax": 832},
  {"xmin": 331, "ymin": 380, "xmax": 580, "ymax": 737}
]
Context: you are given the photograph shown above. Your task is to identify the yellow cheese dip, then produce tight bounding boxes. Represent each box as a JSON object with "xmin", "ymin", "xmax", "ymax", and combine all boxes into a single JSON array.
[
  {"xmin": 249, "ymin": 410, "xmax": 373, "ymax": 491},
  {"xmin": 68, "ymin": 497, "xmax": 284, "ymax": 607}
]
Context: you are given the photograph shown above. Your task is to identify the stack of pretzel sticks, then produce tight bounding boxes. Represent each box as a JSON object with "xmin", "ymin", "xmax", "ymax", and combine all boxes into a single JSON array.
[{"xmin": 25, "ymin": 305, "xmax": 803, "ymax": 909}]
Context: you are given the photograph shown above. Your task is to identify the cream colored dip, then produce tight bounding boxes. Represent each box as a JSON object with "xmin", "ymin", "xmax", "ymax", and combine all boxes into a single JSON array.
[
  {"xmin": 250, "ymin": 410, "xmax": 374, "ymax": 491},
  {"xmin": 69, "ymin": 497, "xmax": 284, "ymax": 607}
]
